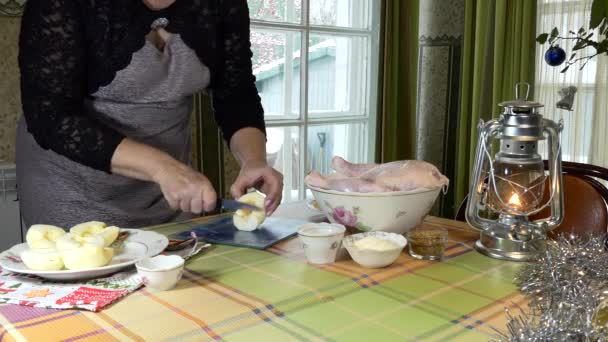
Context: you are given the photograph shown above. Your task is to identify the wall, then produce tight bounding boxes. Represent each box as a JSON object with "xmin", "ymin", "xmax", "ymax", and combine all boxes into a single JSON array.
[
  {"xmin": 0, "ymin": 12, "xmax": 21, "ymax": 163},
  {"xmin": 416, "ymin": 0, "xmax": 465, "ymax": 217}
]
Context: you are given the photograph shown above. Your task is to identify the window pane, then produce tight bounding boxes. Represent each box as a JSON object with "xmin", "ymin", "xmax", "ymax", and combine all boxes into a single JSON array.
[
  {"xmin": 306, "ymin": 122, "xmax": 366, "ymax": 175},
  {"xmin": 310, "ymin": 0, "xmax": 369, "ymax": 29},
  {"xmin": 247, "ymin": 0, "xmax": 302, "ymax": 23},
  {"xmin": 266, "ymin": 126, "xmax": 301, "ymax": 202},
  {"xmin": 308, "ymin": 34, "xmax": 368, "ymax": 117},
  {"xmin": 251, "ymin": 29, "xmax": 302, "ymax": 119}
]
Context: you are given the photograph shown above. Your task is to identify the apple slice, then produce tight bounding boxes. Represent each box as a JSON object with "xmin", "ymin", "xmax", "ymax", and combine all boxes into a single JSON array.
[
  {"xmin": 20, "ymin": 248, "xmax": 64, "ymax": 271},
  {"xmin": 233, "ymin": 192, "xmax": 266, "ymax": 231},
  {"xmin": 26, "ymin": 225, "xmax": 66, "ymax": 250}
]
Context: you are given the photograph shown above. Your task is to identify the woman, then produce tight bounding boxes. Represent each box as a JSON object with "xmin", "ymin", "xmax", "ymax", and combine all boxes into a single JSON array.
[{"xmin": 17, "ymin": 0, "xmax": 283, "ymax": 229}]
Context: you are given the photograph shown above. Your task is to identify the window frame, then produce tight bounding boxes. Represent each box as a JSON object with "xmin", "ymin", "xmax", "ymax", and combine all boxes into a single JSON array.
[{"xmin": 250, "ymin": 0, "xmax": 381, "ymax": 201}]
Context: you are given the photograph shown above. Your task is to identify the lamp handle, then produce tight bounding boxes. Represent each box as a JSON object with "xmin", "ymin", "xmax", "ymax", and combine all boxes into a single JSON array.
[
  {"xmin": 465, "ymin": 119, "xmax": 502, "ymax": 231},
  {"xmin": 531, "ymin": 119, "xmax": 564, "ymax": 231},
  {"xmin": 515, "ymin": 82, "xmax": 531, "ymax": 101}
]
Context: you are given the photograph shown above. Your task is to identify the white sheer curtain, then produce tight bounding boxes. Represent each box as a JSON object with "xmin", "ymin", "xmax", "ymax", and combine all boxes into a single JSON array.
[{"xmin": 535, "ymin": 0, "xmax": 608, "ymax": 166}]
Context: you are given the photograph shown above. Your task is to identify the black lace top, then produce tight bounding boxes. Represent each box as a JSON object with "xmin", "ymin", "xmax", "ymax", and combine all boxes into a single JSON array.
[{"xmin": 19, "ymin": 0, "xmax": 265, "ymax": 172}]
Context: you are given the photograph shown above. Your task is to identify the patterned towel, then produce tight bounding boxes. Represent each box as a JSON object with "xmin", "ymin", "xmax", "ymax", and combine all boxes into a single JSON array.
[{"xmin": 0, "ymin": 268, "xmax": 142, "ymax": 312}]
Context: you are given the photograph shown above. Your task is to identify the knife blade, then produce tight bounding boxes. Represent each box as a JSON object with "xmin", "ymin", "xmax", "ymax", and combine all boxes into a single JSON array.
[{"xmin": 218, "ymin": 199, "xmax": 264, "ymax": 212}]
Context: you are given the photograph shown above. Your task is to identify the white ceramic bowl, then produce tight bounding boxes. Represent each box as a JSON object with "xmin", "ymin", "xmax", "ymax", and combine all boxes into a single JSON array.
[
  {"xmin": 307, "ymin": 184, "xmax": 442, "ymax": 234},
  {"xmin": 343, "ymin": 231, "xmax": 407, "ymax": 268},
  {"xmin": 297, "ymin": 223, "xmax": 346, "ymax": 264},
  {"xmin": 136, "ymin": 255, "xmax": 185, "ymax": 291}
]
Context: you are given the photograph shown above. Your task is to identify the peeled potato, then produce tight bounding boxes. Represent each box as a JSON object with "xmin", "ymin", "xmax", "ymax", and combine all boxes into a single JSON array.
[
  {"xmin": 70, "ymin": 221, "xmax": 119, "ymax": 247},
  {"xmin": 21, "ymin": 249, "xmax": 64, "ymax": 271},
  {"xmin": 62, "ymin": 245, "xmax": 114, "ymax": 270},
  {"xmin": 26, "ymin": 225, "xmax": 66, "ymax": 250},
  {"xmin": 233, "ymin": 192, "xmax": 266, "ymax": 231},
  {"xmin": 56, "ymin": 233, "xmax": 105, "ymax": 251}
]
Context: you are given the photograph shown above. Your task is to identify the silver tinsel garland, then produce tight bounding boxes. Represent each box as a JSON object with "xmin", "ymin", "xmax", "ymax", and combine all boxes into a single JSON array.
[{"xmin": 497, "ymin": 235, "xmax": 608, "ymax": 341}]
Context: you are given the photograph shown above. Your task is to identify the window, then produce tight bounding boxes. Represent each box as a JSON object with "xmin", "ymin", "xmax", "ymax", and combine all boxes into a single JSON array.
[
  {"xmin": 535, "ymin": 0, "xmax": 600, "ymax": 163},
  {"xmin": 248, "ymin": 0, "xmax": 381, "ymax": 202}
]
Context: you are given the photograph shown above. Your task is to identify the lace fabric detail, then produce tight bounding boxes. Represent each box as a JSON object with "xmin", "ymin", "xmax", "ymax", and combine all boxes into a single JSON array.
[{"xmin": 19, "ymin": 0, "xmax": 265, "ymax": 173}]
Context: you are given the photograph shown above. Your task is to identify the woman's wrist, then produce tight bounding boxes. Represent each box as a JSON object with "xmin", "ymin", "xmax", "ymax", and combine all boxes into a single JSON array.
[
  {"xmin": 241, "ymin": 158, "xmax": 268, "ymax": 170},
  {"xmin": 111, "ymin": 138, "xmax": 182, "ymax": 182},
  {"xmin": 229, "ymin": 127, "xmax": 268, "ymax": 166}
]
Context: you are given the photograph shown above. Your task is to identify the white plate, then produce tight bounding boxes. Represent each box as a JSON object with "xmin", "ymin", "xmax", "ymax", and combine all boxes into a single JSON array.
[{"xmin": 0, "ymin": 229, "xmax": 168, "ymax": 281}]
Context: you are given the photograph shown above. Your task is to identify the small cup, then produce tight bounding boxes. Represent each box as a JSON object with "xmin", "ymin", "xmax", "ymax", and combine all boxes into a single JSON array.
[
  {"xmin": 406, "ymin": 227, "xmax": 448, "ymax": 260},
  {"xmin": 297, "ymin": 223, "xmax": 346, "ymax": 264},
  {"xmin": 136, "ymin": 255, "xmax": 185, "ymax": 290}
]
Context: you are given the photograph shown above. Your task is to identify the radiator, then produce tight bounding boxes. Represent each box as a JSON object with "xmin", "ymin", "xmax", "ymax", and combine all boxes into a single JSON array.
[{"xmin": 0, "ymin": 162, "xmax": 22, "ymax": 251}]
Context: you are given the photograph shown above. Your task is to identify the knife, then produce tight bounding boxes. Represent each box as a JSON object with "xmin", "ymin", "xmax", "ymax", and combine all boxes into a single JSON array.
[{"xmin": 217, "ymin": 198, "xmax": 264, "ymax": 212}]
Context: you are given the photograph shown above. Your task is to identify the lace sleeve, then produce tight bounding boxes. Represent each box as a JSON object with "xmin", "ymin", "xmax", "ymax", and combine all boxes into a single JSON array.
[
  {"xmin": 19, "ymin": 0, "xmax": 124, "ymax": 172},
  {"xmin": 211, "ymin": 0, "xmax": 266, "ymax": 144}
]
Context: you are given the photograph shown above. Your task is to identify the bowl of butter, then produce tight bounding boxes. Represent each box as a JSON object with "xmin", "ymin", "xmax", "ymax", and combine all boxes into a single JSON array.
[{"xmin": 343, "ymin": 231, "xmax": 407, "ymax": 268}]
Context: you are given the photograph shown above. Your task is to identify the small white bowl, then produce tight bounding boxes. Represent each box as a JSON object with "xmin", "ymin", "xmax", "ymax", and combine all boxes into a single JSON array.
[
  {"xmin": 343, "ymin": 231, "xmax": 407, "ymax": 268},
  {"xmin": 135, "ymin": 255, "xmax": 185, "ymax": 291},
  {"xmin": 297, "ymin": 223, "xmax": 346, "ymax": 264}
]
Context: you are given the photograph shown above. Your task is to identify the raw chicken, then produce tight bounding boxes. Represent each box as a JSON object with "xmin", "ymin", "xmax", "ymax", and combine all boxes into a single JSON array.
[{"xmin": 305, "ymin": 156, "xmax": 449, "ymax": 193}]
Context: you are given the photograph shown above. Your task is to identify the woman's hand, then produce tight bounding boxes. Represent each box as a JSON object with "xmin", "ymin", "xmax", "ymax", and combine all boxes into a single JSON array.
[
  {"xmin": 152, "ymin": 161, "xmax": 217, "ymax": 214},
  {"xmin": 111, "ymin": 138, "xmax": 217, "ymax": 214},
  {"xmin": 230, "ymin": 159, "xmax": 283, "ymax": 215},
  {"xmin": 228, "ymin": 128, "xmax": 284, "ymax": 215}
]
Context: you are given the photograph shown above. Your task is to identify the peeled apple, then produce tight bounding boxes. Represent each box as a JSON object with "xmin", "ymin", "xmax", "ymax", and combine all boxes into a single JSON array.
[
  {"xmin": 70, "ymin": 221, "xmax": 119, "ymax": 247},
  {"xmin": 20, "ymin": 248, "xmax": 64, "ymax": 271},
  {"xmin": 56, "ymin": 233, "xmax": 105, "ymax": 251},
  {"xmin": 19, "ymin": 221, "xmax": 121, "ymax": 271},
  {"xmin": 233, "ymin": 192, "xmax": 266, "ymax": 231},
  {"xmin": 70, "ymin": 221, "xmax": 106, "ymax": 236},
  {"xmin": 62, "ymin": 246, "xmax": 114, "ymax": 270},
  {"xmin": 26, "ymin": 225, "xmax": 66, "ymax": 250}
]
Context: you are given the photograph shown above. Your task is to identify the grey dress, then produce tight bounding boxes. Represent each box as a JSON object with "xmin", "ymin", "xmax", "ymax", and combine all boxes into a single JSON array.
[{"xmin": 17, "ymin": 35, "xmax": 210, "ymax": 229}]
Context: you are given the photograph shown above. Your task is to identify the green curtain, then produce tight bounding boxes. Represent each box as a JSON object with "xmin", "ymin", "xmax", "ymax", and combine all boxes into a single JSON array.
[
  {"xmin": 377, "ymin": 0, "xmax": 419, "ymax": 163},
  {"xmin": 453, "ymin": 0, "xmax": 537, "ymax": 212}
]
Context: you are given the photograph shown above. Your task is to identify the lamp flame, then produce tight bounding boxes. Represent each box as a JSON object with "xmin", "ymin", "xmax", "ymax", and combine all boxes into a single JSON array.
[{"xmin": 508, "ymin": 193, "xmax": 522, "ymax": 207}]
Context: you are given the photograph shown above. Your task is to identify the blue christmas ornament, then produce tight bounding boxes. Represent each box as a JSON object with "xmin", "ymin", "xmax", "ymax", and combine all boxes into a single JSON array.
[{"xmin": 544, "ymin": 45, "xmax": 566, "ymax": 66}]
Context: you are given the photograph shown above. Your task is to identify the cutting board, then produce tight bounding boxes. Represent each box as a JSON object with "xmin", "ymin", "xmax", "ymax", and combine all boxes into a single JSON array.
[{"xmin": 171, "ymin": 216, "xmax": 308, "ymax": 250}]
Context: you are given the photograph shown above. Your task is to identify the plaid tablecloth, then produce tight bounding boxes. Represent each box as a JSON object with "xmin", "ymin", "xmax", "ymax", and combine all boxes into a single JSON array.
[{"xmin": 0, "ymin": 216, "xmax": 526, "ymax": 341}]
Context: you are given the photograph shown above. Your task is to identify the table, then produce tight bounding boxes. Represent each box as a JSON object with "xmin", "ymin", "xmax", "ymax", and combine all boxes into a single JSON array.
[{"xmin": 0, "ymin": 216, "xmax": 528, "ymax": 341}]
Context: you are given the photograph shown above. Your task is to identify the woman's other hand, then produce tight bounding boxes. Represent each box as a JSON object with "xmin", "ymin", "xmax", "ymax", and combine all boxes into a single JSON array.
[
  {"xmin": 143, "ymin": 0, "xmax": 175, "ymax": 10},
  {"xmin": 228, "ymin": 128, "xmax": 284, "ymax": 215},
  {"xmin": 230, "ymin": 159, "xmax": 283, "ymax": 215}
]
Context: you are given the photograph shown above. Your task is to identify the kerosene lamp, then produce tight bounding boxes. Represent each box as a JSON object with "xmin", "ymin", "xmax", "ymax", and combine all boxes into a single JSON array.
[{"xmin": 465, "ymin": 83, "xmax": 564, "ymax": 261}]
